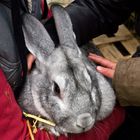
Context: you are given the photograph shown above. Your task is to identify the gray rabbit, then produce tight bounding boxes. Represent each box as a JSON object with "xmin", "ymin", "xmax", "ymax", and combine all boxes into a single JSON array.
[{"xmin": 18, "ymin": 4, "xmax": 116, "ymax": 135}]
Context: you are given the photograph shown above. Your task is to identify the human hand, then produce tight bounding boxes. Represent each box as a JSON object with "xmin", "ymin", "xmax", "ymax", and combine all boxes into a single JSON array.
[
  {"xmin": 26, "ymin": 53, "xmax": 36, "ymax": 72},
  {"xmin": 88, "ymin": 53, "xmax": 117, "ymax": 79}
]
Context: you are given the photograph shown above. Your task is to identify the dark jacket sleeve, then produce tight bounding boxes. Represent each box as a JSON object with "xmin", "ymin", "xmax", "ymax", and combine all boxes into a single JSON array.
[
  {"xmin": 113, "ymin": 57, "xmax": 140, "ymax": 106},
  {"xmin": 45, "ymin": 0, "xmax": 136, "ymax": 46},
  {"xmin": 0, "ymin": 0, "xmax": 44, "ymax": 91}
]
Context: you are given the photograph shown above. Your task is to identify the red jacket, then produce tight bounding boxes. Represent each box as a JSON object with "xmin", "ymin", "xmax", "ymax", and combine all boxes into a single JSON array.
[{"xmin": 0, "ymin": 69, "xmax": 125, "ymax": 140}]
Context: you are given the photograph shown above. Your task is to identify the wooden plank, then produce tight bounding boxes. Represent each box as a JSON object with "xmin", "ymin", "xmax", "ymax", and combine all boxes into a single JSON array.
[
  {"xmin": 92, "ymin": 34, "xmax": 125, "ymax": 62},
  {"xmin": 115, "ymin": 25, "xmax": 139, "ymax": 55},
  {"xmin": 98, "ymin": 44, "xmax": 124, "ymax": 62},
  {"xmin": 93, "ymin": 34, "xmax": 133, "ymax": 46},
  {"xmin": 92, "ymin": 24, "xmax": 140, "ymax": 62}
]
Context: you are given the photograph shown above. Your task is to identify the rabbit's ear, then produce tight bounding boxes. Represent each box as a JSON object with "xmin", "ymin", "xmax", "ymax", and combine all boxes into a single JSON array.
[
  {"xmin": 22, "ymin": 14, "xmax": 55, "ymax": 63},
  {"xmin": 51, "ymin": 4, "xmax": 78, "ymax": 50}
]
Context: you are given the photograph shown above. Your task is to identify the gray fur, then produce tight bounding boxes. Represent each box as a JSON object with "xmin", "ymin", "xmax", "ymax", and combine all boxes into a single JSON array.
[{"xmin": 18, "ymin": 4, "xmax": 115, "ymax": 135}]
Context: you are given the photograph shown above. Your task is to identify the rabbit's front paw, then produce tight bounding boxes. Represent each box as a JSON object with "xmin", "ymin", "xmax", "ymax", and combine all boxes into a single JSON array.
[
  {"xmin": 49, "ymin": 126, "xmax": 68, "ymax": 136},
  {"xmin": 38, "ymin": 122, "xmax": 67, "ymax": 136},
  {"xmin": 38, "ymin": 122, "xmax": 53, "ymax": 132}
]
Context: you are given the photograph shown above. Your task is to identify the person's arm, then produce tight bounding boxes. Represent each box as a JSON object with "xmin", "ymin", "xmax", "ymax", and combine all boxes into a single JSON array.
[
  {"xmin": 113, "ymin": 58, "xmax": 140, "ymax": 106},
  {"xmin": 45, "ymin": 0, "xmax": 136, "ymax": 46},
  {"xmin": 89, "ymin": 53, "xmax": 140, "ymax": 106},
  {"xmin": 0, "ymin": 68, "xmax": 56, "ymax": 140},
  {"xmin": 0, "ymin": 69, "xmax": 29, "ymax": 140}
]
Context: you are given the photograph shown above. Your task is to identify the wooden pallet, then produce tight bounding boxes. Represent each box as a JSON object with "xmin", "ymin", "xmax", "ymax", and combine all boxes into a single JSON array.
[{"xmin": 92, "ymin": 25, "xmax": 140, "ymax": 62}]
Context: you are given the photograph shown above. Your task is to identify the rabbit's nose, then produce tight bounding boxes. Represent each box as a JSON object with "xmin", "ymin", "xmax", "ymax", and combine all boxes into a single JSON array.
[{"xmin": 76, "ymin": 113, "xmax": 94, "ymax": 129}]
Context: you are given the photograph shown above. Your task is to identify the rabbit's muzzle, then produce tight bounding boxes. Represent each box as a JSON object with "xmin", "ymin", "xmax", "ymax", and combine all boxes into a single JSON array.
[
  {"xmin": 76, "ymin": 113, "xmax": 94, "ymax": 130},
  {"xmin": 55, "ymin": 112, "xmax": 95, "ymax": 134}
]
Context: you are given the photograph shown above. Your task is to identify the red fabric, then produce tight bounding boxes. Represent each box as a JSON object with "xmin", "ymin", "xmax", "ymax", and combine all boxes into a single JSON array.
[
  {"xmin": 47, "ymin": 10, "xmax": 52, "ymax": 19},
  {"xmin": 41, "ymin": 0, "xmax": 45, "ymax": 15},
  {"xmin": 0, "ymin": 69, "xmax": 125, "ymax": 140},
  {"xmin": 41, "ymin": 0, "xmax": 52, "ymax": 19},
  {"xmin": 0, "ymin": 69, "xmax": 29, "ymax": 140}
]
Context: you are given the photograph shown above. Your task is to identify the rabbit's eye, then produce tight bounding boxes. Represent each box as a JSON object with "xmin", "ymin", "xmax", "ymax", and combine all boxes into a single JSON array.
[{"xmin": 53, "ymin": 82, "xmax": 61, "ymax": 97}]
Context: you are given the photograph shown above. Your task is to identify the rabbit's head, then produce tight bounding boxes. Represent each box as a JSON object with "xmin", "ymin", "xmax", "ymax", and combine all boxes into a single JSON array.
[{"xmin": 18, "ymin": 4, "xmax": 115, "ymax": 135}]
